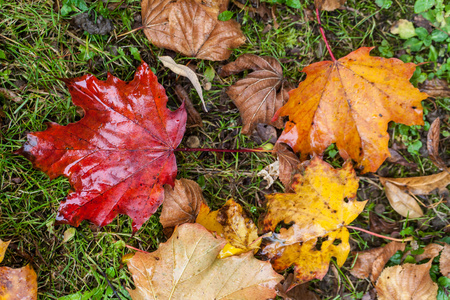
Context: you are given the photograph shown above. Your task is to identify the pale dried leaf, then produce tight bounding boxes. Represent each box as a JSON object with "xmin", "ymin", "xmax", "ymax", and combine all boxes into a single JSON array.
[
  {"xmin": 440, "ymin": 243, "xmax": 450, "ymax": 278},
  {"xmin": 380, "ymin": 171, "xmax": 450, "ymax": 195},
  {"xmin": 415, "ymin": 243, "xmax": 443, "ymax": 262},
  {"xmin": 161, "ymin": 179, "xmax": 205, "ymax": 228},
  {"xmin": 350, "ymin": 241, "xmax": 406, "ymax": 282},
  {"xmin": 382, "ymin": 181, "xmax": 423, "ymax": 218},
  {"xmin": 127, "ymin": 223, "xmax": 282, "ymax": 299},
  {"xmin": 159, "ymin": 56, "xmax": 207, "ymax": 111},
  {"xmin": 257, "ymin": 161, "xmax": 279, "ymax": 188},
  {"xmin": 220, "ymin": 54, "xmax": 291, "ymax": 134},
  {"xmin": 376, "ymin": 261, "xmax": 438, "ymax": 300},
  {"xmin": 0, "ymin": 239, "xmax": 11, "ymax": 264},
  {"xmin": 427, "ymin": 118, "xmax": 448, "ymax": 170},
  {"xmin": 274, "ymin": 143, "xmax": 301, "ymax": 192},
  {"xmin": 419, "ymin": 78, "xmax": 450, "ymax": 98},
  {"xmin": 314, "ymin": 0, "xmax": 346, "ymax": 11}
]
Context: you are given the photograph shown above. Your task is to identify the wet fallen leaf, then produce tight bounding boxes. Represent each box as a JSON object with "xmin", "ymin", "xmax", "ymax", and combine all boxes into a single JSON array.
[
  {"xmin": 220, "ymin": 54, "xmax": 291, "ymax": 134},
  {"xmin": 427, "ymin": 118, "xmax": 448, "ymax": 170},
  {"xmin": 386, "ymin": 148, "xmax": 417, "ymax": 169},
  {"xmin": 382, "ymin": 181, "xmax": 424, "ymax": 218},
  {"xmin": 161, "ymin": 179, "xmax": 205, "ymax": 228},
  {"xmin": 159, "ymin": 56, "xmax": 207, "ymax": 111},
  {"xmin": 380, "ymin": 171, "xmax": 450, "ymax": 195},
  {"xmin": 419, "ymin": 78, "xmax": 450, "ymax": 98},
  {"xmin": 126, "ymin": 223, "xmax": 283, "ymax": 299},
  {"xmin": 0, "ymin": 239, "xmax": 37, "ymax": 300},
  {"xmin": 390, "ymin": 19, "xmax": 417, "ymax": 39},
  {"xmin": 315, "ymin": 0, "xmax": 346, "ymax": 11},
  {"xmin": 261, "ymin": 157, "xmax": 366, "ymax": 286},
  {"xmin": 274, "ymin": 47, "xmax": 428, "ymax": 173},
  {"xmin": 415, "ymin": 243, "xmax": 443, "ymax": 262},
  {"xmin": 440, "ymin": 243, "xmax": 450, "ymax": 277},
  {"xmin": 276, "ymin": 275, "xmax": 320, "ymax": 300},
  {"xmin": 15, "ymin": 62, "xmax": 187, "ymax": 232},
  {"xmin": 142, "ymin": 0, "xmax": 245, "ymax": 61},
  {"xmin": 369, "ymin": 212, "xmax": 399, "ymax": 234},
  {"xmin": 350, "ymin": 241, "xmax": 406, "ymax": 281},
  {"xmin": 273, "ymin": 143, "xmax": 301, "ymax": 192},
  {"xmin": 376, "ymin": 261, "xmax": 438, "ymax": 300},
  {"xmin": 196, "ymin": 200, "xmax": 261, "ymax": 258}
]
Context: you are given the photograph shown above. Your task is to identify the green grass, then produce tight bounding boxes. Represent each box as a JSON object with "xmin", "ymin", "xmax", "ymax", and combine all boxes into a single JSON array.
[{"xmin": 1, "ymin": 0, "xmax": 449, "ymax": 299}]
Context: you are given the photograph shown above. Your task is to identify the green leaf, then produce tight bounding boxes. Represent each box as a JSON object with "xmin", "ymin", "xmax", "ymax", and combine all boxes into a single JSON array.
[
  {"xmin": 218, "ymin": 11, "xmax": 234, "ymax": 21},
  {"xmin": 414, "ymin": 0, "xmax": 436, "ymax": 13},
  {"xmin": 431, "ymin": 29, "xmax": 449, "ymax": 42},
  {"xmin": 415, "ymin": 27, "xmax": 430, "ymax": 40},
  {"xmin": 286, "ymin": 0, "xmax": 301, "ymax": 9},
  {"xmin": 375, "ymin": 0, "xmax": 392, "ymax": 9},
  {"xmin": 407, "ymin": 140, "xmax": 422, "ymax": 154},
  {"xmin": 404, "ymin": 38, "xmax": 423, "ymax": 52},
  {"xmin": 438, "ymin": 276, "xmax": 450, "ymax": 288},
  {"xmin": 204, "ymin": 66, "xmax": 215, "ymax": 82},
  {"xmin": 129, "ymin": 47, "xmax": 141, "ymax": 61},
  {"xmin": 0, "ymin": 49, "xmax": 6, "ymax": 60},
  {"xmin": 428, "ymin": 45, "xmax": 438, "ymax": 61}
]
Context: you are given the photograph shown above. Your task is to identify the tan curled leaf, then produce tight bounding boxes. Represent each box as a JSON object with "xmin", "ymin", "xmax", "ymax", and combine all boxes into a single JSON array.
[
  {"xmin": 142, "ymin": 0, "xmax": 245, "ymax": 61},
  {"xmin": 350, "ymin": 241, "xmax": 406, "ymax": 282},
  {"xmin": 440, "ymin": 243, "xmax": 450, "ymax": 278},
  {"xmin": 380, "ymin": 171, "xmax": 450, "ymax": 195},
  {"xmin": 315, "ymin": 0, "xmax": 346, "ymax": 11},
  {"xmin": 427, "ymin": 118, "xmax": 448, "ymax": 171},
  {"xmin": 419, "ymin": 78, "xmax": 450, "ymax": 98},
  {"xmin": 415, "ymin": 243, "xmax": 444, "ymax": 262},
  {"xmin": 161, "ymin": 179, "xmax": 205, "ymax": 228},
  {"xmin": 126, "ymin": 223, "xmax": 283, "ymax": 299},
  {"xmin": 274, "ymin": 143, "xmax": 301, "ymax": 192},
  {"xmin": 376, "ymin": 261, "xmax": 438, "ymax": 300},
  {"xmin": 196, "ymin": 200, "xmax": 261, "ymax": 258},
  {"xmin": 159, "ymin": 56, "xmax": 207, "ymax": 111},
  {"xmin": 382, "ymin": 181, "xmax": 423, "ymax": 218},
  {"xmin": 220, "ymin": 54, "xmax": 291, "ymax": 134}
]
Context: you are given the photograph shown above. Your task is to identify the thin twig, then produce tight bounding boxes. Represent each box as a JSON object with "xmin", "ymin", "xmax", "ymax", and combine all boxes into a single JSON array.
[
  {"xmin": 347, "ymin": 225, "xmax": 413, "ymax": 242},
  {"xmin": 315, "ymin": 7, "xmax": 336, "ymax": 61}
]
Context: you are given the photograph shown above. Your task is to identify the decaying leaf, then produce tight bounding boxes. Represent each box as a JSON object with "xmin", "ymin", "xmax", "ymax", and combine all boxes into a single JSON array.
[
  {"xmin": 315, "ymin": 0, "xmax": 346, "ymax": 11},
  {"xmin": 15, "ymin": 62, "xmax": 187, "ymax": 231},
  {"xmin": 161, "ymin": 179, "xmax": 205, "ymax": 228},
  {"xmin": 276, "ymin": 275, "xmax": 320, "ymax": 300},
  {"xmin": 440, "ymin": 243, "xmax": 450, "ymax": 277},
  {"xmin": 174, "ymin": 84, "xmax": 203, "ymax": 128},
  {"xmin": 159, "ymin": 56, "xmax": 207, "ymax": 111},
  {"xmin": 427, "ymin": 118, "xmax": 447, "ymax": 170},
  {"xmin": 126, "ymin": 223, "xmax": 283, "ymax": 299},
  {"xmin": 382, "ymin": 181, "xmax": 424, "ymax": 218},
  {"xmin": 386, "ymin": 148, "xmax": 417, "ymax": 169},
  {"xmin": 142, "ymin": 0, "xmax": 245, "ymax": 61},
  {"xmin": 196, "ymin": 200, "xmax": 261, "ymax": 258},
  {"xmin": 274, "ymin": 47, "xmax": 428, "ymax": 173},
  {"xmin": 376, "ymin": 261, "xmax": 438, "ymax": 300},
  {"xmin": 0, "ymin": 239, "xmax": 37, "ymax": 300},
  {"xmin": 274, "ymin": 143, "xmax": 301, "ymax": 192},
  {"xmin": 261, "ymin": 157, "xmax": 366, "ymax": 286},
  {"xmin": 419, "ymin": 78, "xmax": 450, "ymax": 98},
  {"xmin": 380, "ymin": 171, "xmax": 450, "ymax": 196},
  {"xmin": 350, "ymin": 241, "xmax": 406, "ymax": 281},
  {"xmin": 369, "ymin": 212, "xmax": 399, "ymax": 234},
  {"xmin": 220, "ymin": 54, "xmax": 291, "ymax": 134},
  {"xmin": 257, "ymin": 161, "xmax": 279, "ymax": 189},
  {"xmin": 415, "ymin": 243, "xmax": 444, "ymax": 262}
]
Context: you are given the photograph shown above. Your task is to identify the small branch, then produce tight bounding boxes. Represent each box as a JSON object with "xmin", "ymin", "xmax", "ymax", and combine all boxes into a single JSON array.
[
  {"xmin": 315, "ymin": 7, "xmax": 336, "ymax": 62},
  {"xmin": 125, "ymin": 245, "xmax": 149, "ymax": 253},
  {"xmin": 175, "ymin": 148, "xmax": 272, "ymax": 153},
  {"xmin": 347, "ymin": 225, "xmax": 413, "ymax": 242},
  {"xmin": 117, "ymin": 26, "xmax": 144, "ymax": 38}
]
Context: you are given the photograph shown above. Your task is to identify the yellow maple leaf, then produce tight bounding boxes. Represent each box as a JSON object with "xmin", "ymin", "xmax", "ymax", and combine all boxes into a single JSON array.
[
  {"xmin": 196, "ymin": 199, "xmax": 261, "ymax": 258},
  {"xmin": 261, "ymin": 157, "xmax": 367, "ymax": 286}
]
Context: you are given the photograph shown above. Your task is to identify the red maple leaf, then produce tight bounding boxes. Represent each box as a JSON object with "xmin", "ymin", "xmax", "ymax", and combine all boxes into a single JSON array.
[{"xmin": 15, "ymin": 62, "xmax": 187, "ymax": 231}]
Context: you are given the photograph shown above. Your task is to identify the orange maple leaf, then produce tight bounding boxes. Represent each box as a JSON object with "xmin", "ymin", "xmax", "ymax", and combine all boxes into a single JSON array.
[{"xmin": 274, "ymin": 47, "xmax": 428, "ymax": 173}]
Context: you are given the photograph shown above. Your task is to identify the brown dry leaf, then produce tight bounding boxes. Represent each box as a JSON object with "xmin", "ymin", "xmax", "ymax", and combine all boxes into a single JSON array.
[
  {"xmin": 315, "ymin": 0, "xmax": 346, "ymax": 11},
  {"xmin": 261, "ymin": 157, "xmax": 366, "ymax": 286},
  {"xmin": 220, "ymin": 54, "xmax": 292, "ymax": 134},
  {"xmin": 161, "ymin": 179, "xmax": 205, "ymax": 228},
  {"xmin": 0, "ymin": 239, "xmax": 37, "ymax": 300},
  {"xmin": 142, "ymin": 0, "xmax": 245, "ymax": 61},
  {"xmin": 419, "ymin": 78, "xmax": 450, "ymax": 98},
  {"xmin": 386, "ymin": 148, "xmax": 417, "ymax": 169},
  {"xmin": 174, "ymin": 85, "xmax": 203, "ymax": 128},
  {"xmin": 369, "ymin": 212, "xmax": 399, "ymax": 234},
  {"xmin": 440, "ymin": 243, "xmax": 450, "ymax": 278},
  {"xmin": 427, "ymin": 118, "xmax": 448, "ymax": 170},
  {"xmin": 350, "ymin": 241, "xmax": 406, "ymax": 281},
  {"xmin": 276, "ymin": 275, "xmax": 320, "ymax": 300},
  {"xmin": 126, "ymin": 223, "xmax": 283, "ymax": 299},
  {"xmin": 382, "ymin": 181, "xmax": 424, "ymax": 218},
  {"xmin": 380, "ymin": 171, "xmax": 450, "ymax": 195},
  {"xmin": 273, "ymin": 143, "xmax": 301, "ymax": 192},
  {"xmin": 375, "ymin": 261, "xmax": 438, "ymax": 300},
  {"xmin": 415, "ymin": 243, "xmax": 444, "ymax": 262},
  {"xmin": 196, "ymin": 200, "xmax": 261, "ymax": 258}
]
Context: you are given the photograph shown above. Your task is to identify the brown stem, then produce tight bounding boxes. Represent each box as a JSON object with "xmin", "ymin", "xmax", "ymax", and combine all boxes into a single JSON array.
[
  {"xmin": 315, "ymin": 7, "xmax": 336, "ymax": 62},
  {"xmin": 347, "ymin": 225, "xmax": 413, "ymax": 242},
  {"xmin": 175, "ymin": 147, "xmax": 271, "ymax": 153}
]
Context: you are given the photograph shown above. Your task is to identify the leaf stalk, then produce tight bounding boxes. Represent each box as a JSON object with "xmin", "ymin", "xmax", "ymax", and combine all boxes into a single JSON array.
[{"xmin": 315, "ymin": 7, "xmax": 337, "ymax": 62}]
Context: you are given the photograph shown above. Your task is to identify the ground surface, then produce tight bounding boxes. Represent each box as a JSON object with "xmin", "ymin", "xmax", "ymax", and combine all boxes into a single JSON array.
[{"xmin": 0, "ymin": 0, "xmax": 449, "ymax": 299}]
